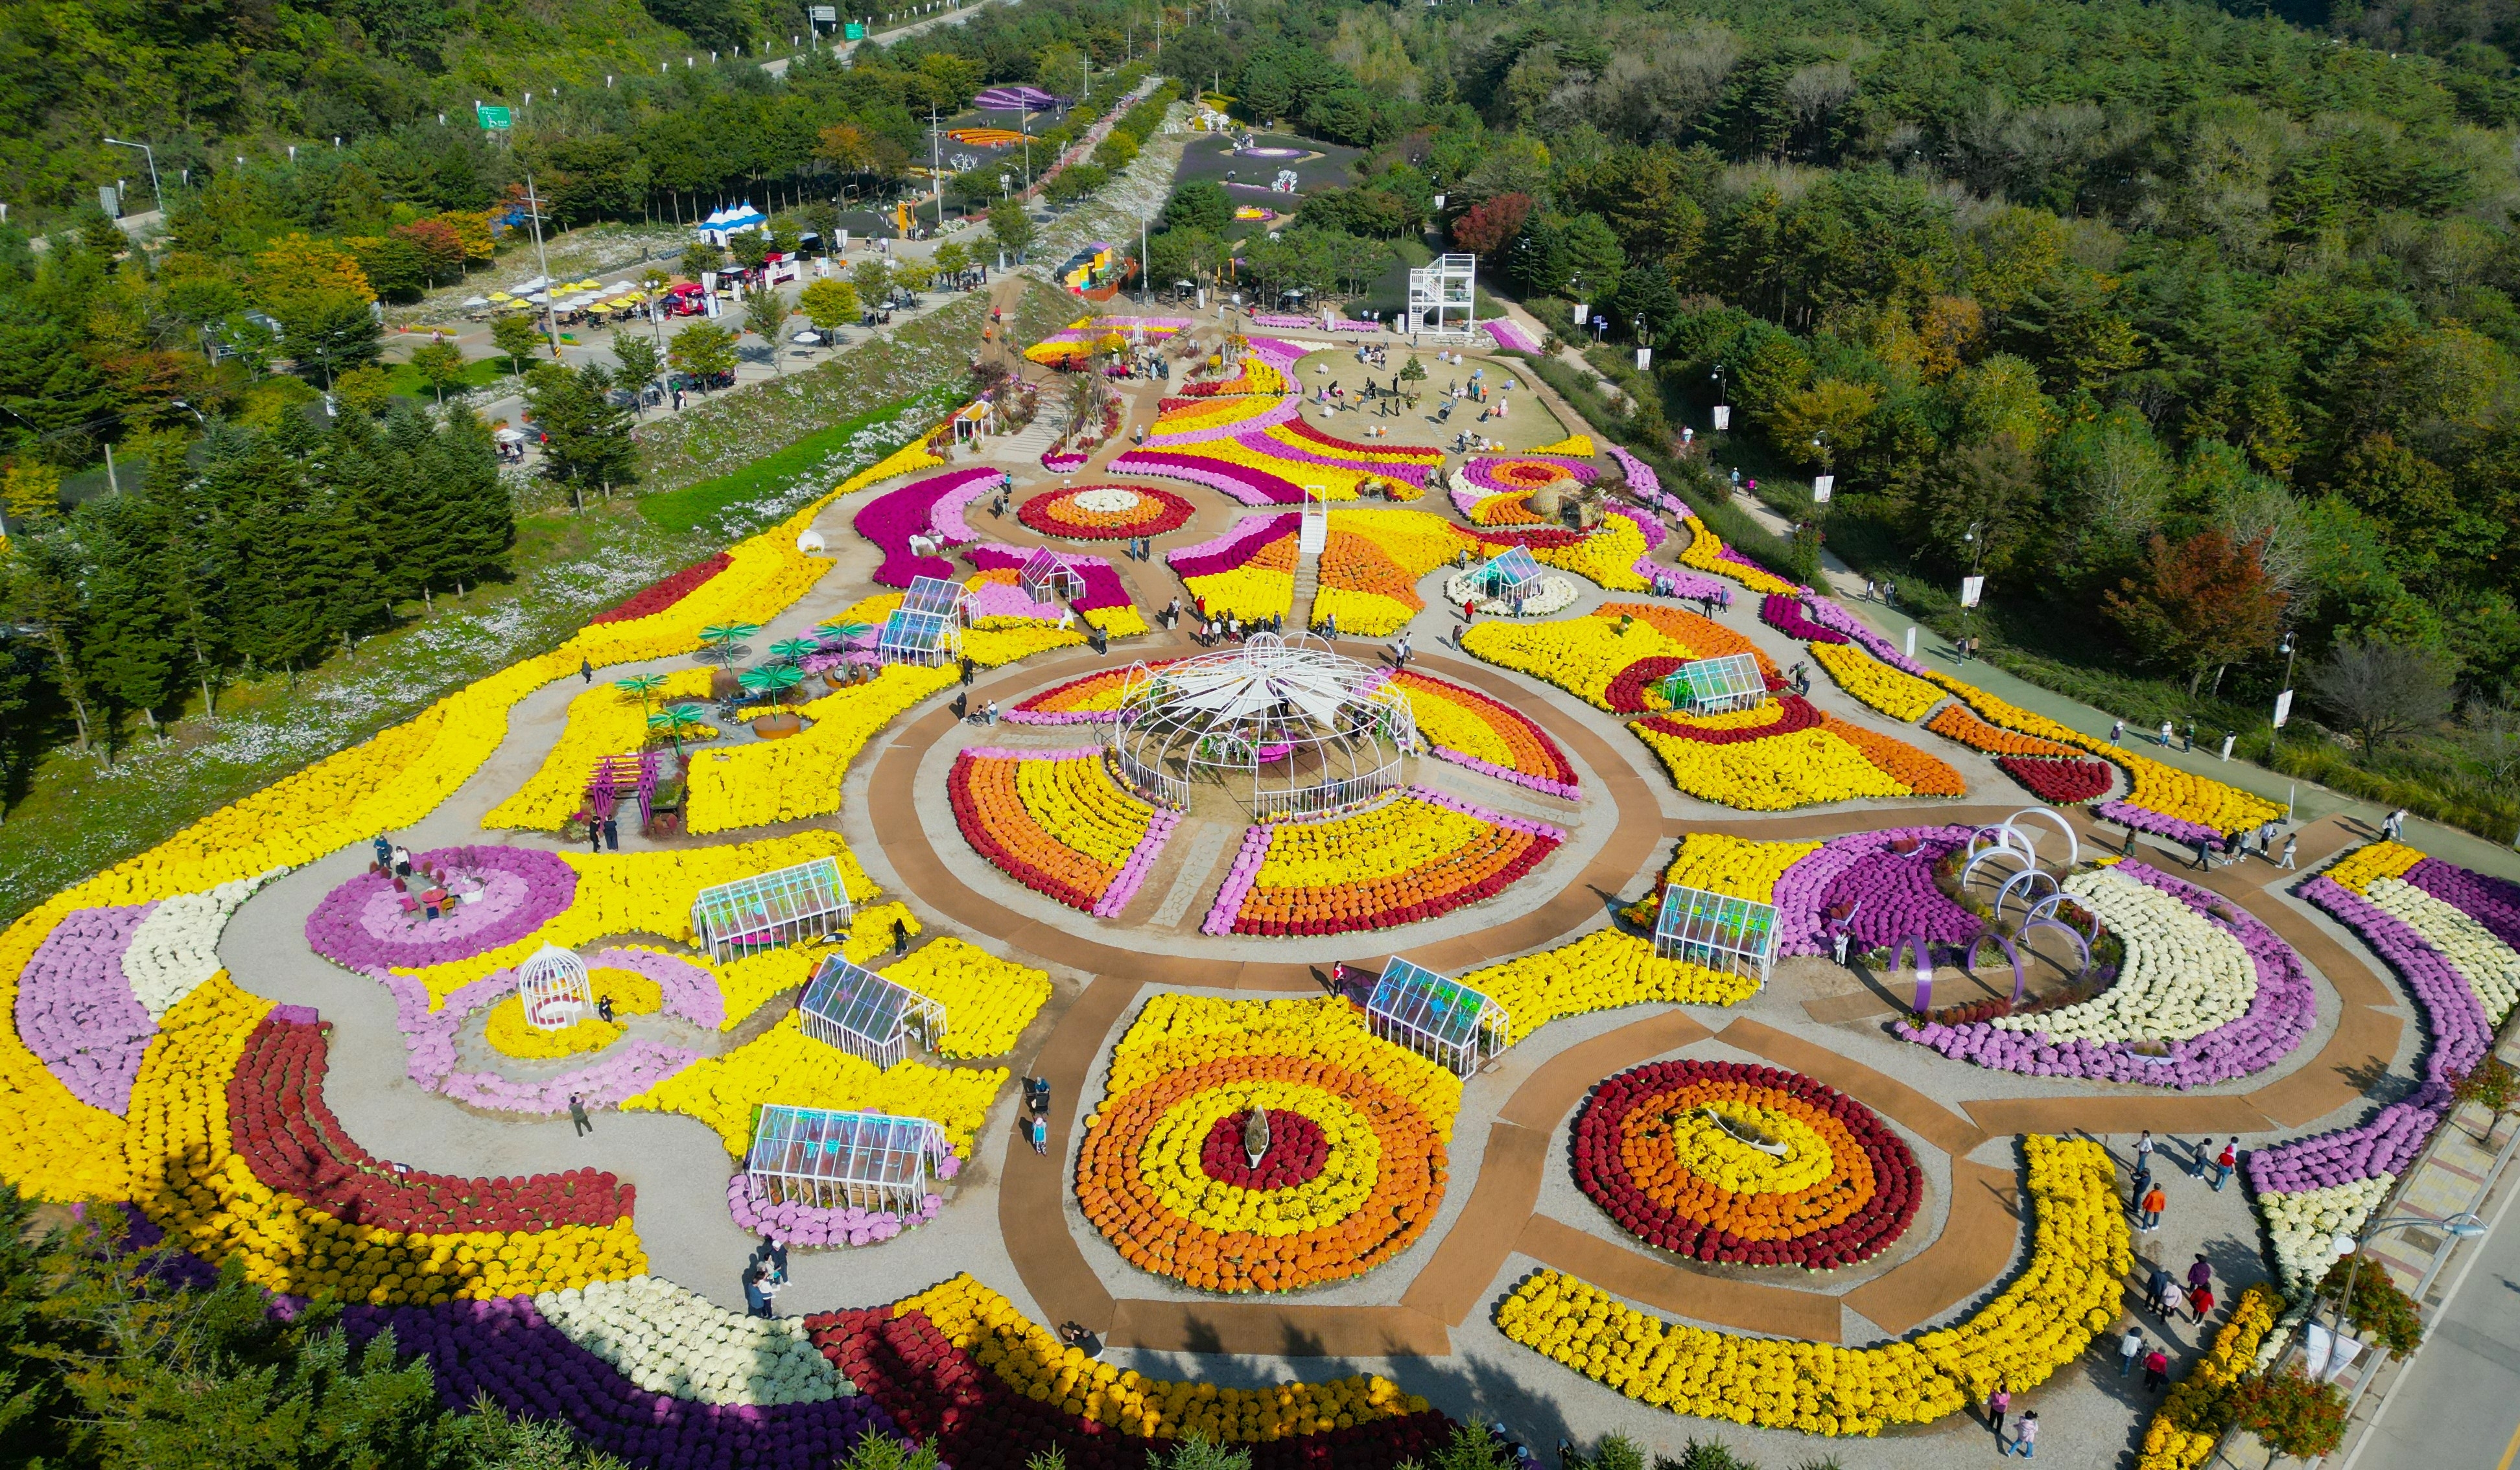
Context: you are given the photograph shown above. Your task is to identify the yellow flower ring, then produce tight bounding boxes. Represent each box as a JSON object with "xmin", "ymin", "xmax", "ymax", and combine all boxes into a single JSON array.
[
  {"xmin": 1572, "ymin": 1060, "xmax": 1920, "ymax": 1269},
  {"xmin": 1017, "ymin": 484, "xmax": 1196, "ymax": 541},
  {"xmin": 1077, "ymin": 1055, "xmax": 1448, "ymax": 1292}
]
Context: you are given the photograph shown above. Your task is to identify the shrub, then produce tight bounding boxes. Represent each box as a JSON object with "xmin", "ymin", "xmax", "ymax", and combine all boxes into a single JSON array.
[{"xmin": 2230, "ymin": 1367, "xmax": 2348, "ymax": 1459}]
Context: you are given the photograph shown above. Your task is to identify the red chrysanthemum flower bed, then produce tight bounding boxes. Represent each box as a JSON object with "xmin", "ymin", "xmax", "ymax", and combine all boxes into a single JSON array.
[
  {"xmin": 1017, "ymin": 484, "xmax": 1196, "ymax": 540},
  {"xmin": 1197, "ymin": 1111, "xmax": 1329, "ymax": 1189},
  {"xmin": 1997, "ymin": 754, "xmax": 2115, "ymax": 804},
  {"xmin": 588, "ymin": 553, "xmax": 731, "ymax": 625}
]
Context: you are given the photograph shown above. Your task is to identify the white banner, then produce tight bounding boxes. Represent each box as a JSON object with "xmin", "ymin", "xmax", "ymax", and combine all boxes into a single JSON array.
[
  {"xmin": 2274, "ymin": 689, "xmax": 2295, "ymax": 728},
  {"xmin": 1960, "ymin": 576, "xmax": 1984, "ymax": 609},
  {"xmin": 1572, "ymin": 301, "xmax": 1590, "ymax": 327},
  {"xmin": 1812, "ymin": 474, "xmax": 1833, "ymax": 503},
  {"xmin": 1431, "ymin": 193, "xmax": 1446, "ymax": 211},
  {"xmin": 1905, "ymin": 626, "xmax": 1917, "ymax": 658},
  {"xmin": 2303, "ymin": 1322, "xmax": 2364, "ymax": 1382},
  {"xmin": 1712, "ymin": 406, "xmax": 1730, "ymax": 432},
  {"xmin": 1635, "ymin": 347, "xmax": 1652, "ymax": 371}
]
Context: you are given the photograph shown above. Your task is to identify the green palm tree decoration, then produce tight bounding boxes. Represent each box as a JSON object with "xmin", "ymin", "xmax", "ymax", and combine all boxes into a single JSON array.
[
  {"xmin": 699, "ymin": 623, "xmax": 761, "ymax": 669},
  {"xmin": 613, "ymin": 673, "xmax": 669, "ymax": 717},
  {"xmin": 648, "ymin": 703, "xmax": 711, "ymax": 756},
  {"xmin": 768, "ymin": 637, "xmax": 820, "ymax": 666},
  {"xmin": 815, "ymin": 620, "xmax": 875, "ymax": 648},
  {"xmin": 738, "ymin": 663, "xmax": 807, "ymax": 708}
]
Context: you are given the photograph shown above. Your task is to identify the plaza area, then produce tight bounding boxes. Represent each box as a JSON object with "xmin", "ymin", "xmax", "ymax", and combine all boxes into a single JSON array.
[{"xmin": 6, "ymin": 309, "xmax": 2515, "ymax": 1470}]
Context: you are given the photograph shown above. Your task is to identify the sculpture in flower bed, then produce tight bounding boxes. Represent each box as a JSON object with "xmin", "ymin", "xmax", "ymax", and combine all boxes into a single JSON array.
[
  {"xmin": 1573, "ymin": 1059, "xmax": 1920, "ymax": 1269},
  {"xmin": 1203, "ymin": 788, "xmax": 1565, "ymax": 937},
  {"xmin": 1497, "ymin": 1136, "xmax": 2128, "ymax": 1436},
  {"xmin": 1075, "ymin": 996, "xmax": 1461, "ymax": 1292},
  {"xmin": 1897, "ymin": 861, "xmax": 2317, "ymax": 1087}
]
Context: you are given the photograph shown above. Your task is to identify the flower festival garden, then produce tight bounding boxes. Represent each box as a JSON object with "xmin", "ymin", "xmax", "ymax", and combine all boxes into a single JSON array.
[{"xmin": 5, "ymin": 307, "xmax": 2515, "ymax": 1470}]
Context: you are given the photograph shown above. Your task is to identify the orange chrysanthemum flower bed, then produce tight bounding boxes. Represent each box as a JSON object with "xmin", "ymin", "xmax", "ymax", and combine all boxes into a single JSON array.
[{"xmin": 1924, "ymin": 702, "xmax": 2081, "ymax": 758}]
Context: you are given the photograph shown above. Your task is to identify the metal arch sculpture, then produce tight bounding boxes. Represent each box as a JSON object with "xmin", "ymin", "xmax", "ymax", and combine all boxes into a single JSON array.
[
  {"xmin": 1886, "ymin": 933, "xmax": 1937, "ymax": 1014},
  {"xmin": 1960, "ymin": 841, "xmax": 2034, "ymax": 894},
  {"xmin": 2017, "ymin": 915, "xmax": 2093, "ymax": 985},
  {"xmin": 1964, "ymin": 822, "xmax": 2036, "ymax": 868},
  {"xmin": 2005, "ymin": 806, "xmax": 2081, "ymax": 869},
  {"xmin": 1964, "ymin": 930, "xmax": 2026, "ymax": 1005},
  {"xmin": 1993, "ymin": 866, "xmax": 2062, "ymax": 922},
  {"xmin": 2025, "ymin": 889, "xmax": 2101, "ymax": 942}
]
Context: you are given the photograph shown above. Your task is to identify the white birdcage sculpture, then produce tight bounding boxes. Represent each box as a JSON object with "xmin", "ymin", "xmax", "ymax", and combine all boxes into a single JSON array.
[
  {"xmin": 1018, "ymin": 547, "xmax": 1088, "ymax": 604},
  {"xmin": 797, "ymin": 955, "xmax": 945, "ymax": 1069},
  {"xmin": 1101, "ymin": 633, "xmax": 1416, "ymax": 819},
  {"xmin": 689, "ymin": 855, "xmax": 852, "ymax": 964},
  {"xmin": 1472, "ymin": 546, "xmax": 1546, "ymax": 612},
  {"xmin": 746, "ymin": 1106, "xmax": 947, "ymax": 1215},
  {"xmin": 517, "ymin": 945, "xmax": 596, "ymax": 1031},
  {"xmin": 1365, "ymin": 958, "xmax": 1509, "ymax": 1077},
  {"xmin": 1653, "ymin": 883, "xmax": 1780, "ymax": 986},
  {"xmin": 1655, "ymin": 651, "xmax": 1769, "ymax": 716}
]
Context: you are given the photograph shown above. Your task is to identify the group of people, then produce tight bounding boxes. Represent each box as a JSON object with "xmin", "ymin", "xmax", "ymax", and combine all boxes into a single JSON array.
[
  {"xmin": 741, "ymin": 1235, "xmax": 790, "ymax": 1318},
  {"xmin": 1194, "ymin": 609, "xmax": 1289, "ymax": 646}
]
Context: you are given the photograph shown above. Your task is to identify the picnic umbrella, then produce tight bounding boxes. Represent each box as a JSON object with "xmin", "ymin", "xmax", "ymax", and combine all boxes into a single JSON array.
[
  {"xmin": 814, "ymin": 620, "xmax": 875, "ymax": 647},
  {"xmin": 648, "ymin": 703, "xmax": 711, "ymax": 757},
  {"xmin": 698, "ymin": 623, "xmax": 760, "ymax": 668},
  {"xmin": 738, "ymin": 663, "xmax": 806, "ymax": 708},
  {"xmin": 613, "ymin": 673, "xmax": 670, "ymax": 716},
  {"xmin": 767, "ymin": 637, "xmax": 820, "ymax": 666}
]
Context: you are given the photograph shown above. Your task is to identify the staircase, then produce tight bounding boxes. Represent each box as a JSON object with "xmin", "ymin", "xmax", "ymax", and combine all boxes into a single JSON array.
[
  {"xmin": 1292, "ymin": 548, "xmax": 1324, "ymax": 633},
  {"xmin": 1295, "ymin": 491, "xmax": 1328, "ymax": 633},
  {"xmin": 991, "ymin": 414, "xmax": 1063, "ymax": 467}
]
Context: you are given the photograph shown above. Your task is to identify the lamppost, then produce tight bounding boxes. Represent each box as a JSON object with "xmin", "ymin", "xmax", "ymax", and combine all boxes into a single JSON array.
[
  {"xmin": 2322, "ymin": 1213, "xmax": 2487, "ymax": 1364},
  {"xmin": 102, "ymin": 137, "xmax": 163, "ymax": 210},
  {"xmin": 2272, "ymin": 629, "xmax": 2299, "ymax": 754},
  {"xmin": 1957, "ymin": 520, "xmax": 1986, "ymax": 657}
]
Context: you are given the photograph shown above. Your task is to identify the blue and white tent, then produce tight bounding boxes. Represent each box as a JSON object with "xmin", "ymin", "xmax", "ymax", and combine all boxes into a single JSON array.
[{"xmin": 698, "ymin": 201, "xmax": 769, "ymax": 246}]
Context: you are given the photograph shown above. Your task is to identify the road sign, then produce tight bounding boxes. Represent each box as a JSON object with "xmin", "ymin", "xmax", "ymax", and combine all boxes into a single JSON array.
[
  {"xmin": 811, "ymin": 5, "xmax": 838, "ymax": 18},
  {"xmin": 844, "ymin": 21, "xmax": 866, "ymax": 38},
  {"xmin": 477, "ymin": 105, "xmax": 512, "ymax": 129}
]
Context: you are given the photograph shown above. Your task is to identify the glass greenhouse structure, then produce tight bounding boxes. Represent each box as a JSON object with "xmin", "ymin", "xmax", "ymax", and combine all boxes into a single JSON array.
[
  {"xmin": 1653, "ymin": 882, "xmax": 1780, "ymax": 985},
  {"xmin": 797, "ymin": 955, "xmax": 944, "ymax": 1068},
  {"xmin": 745, "ymin": 1106, "xmax": 947, "ymax": 1214},
  {"xmin": 1656, "ymin": 652, "xmax": 1768, "ymax": 716},
  {"xmin": 689, "ymin": 855, "xmax": 853, "ymax": 963},
  {"xmin": 1471, "ymin": 546, "xmax": 1546, "ymax": 611},
  {"xmin": 1365, "ymin": 958, "xmax": 1509, "ymax": 1076}
]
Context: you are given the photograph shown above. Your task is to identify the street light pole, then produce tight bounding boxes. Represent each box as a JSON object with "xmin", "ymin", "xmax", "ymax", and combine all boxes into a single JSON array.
[
  {"xmin": 2324, "ymin": 1213, "xmax": 2486, "ymax": 1360},
  {"xmin": 523, "ymin": 172, "xmax": 562, "ymax": 359},
  {"xmin": 102, "ymin": 137, "xmax": 161, "ymax": 210},
  {"xmin": 2272, "ymin": 630, "xmax": 2298, "ymax": 754}
]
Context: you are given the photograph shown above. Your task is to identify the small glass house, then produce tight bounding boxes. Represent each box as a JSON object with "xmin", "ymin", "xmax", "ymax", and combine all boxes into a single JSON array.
[
  {"xmin": 746, "ymin": 1106, "xmax": 947, "ymax": 1215},
  {"xmin": 689, "ymin": 855, "xmax": 852, "ymax": 963},
  {"xmin": 1018, "ymin": 548, "xmax": 1089, "ymax": 604},
  {"xmin": 518, "ymin": 945, "xmax": 595, "ymax": 1031},
  {"xmin": 1653, "ymin": 882, "xmax": 1779, "ymax": 986},
  {"xmin": 797, "ymin": 955, "xmax": 945, "ymax": 1069},
  {"xmin": 1472, "ymin": 546, "xmax": 1546, "ymax": 611},
  {"xmin": 1365, "ymin": 958, "xmax": 1510, "ymax": 1076},
  {"xmin": 878, "ymin": 608, "xmax": 960, "ymax": 667},
  {"xmin": 1656, "ymin": 651, "xmax": 1768, "ymax": 716},
  {"xmin": 901, "ymin": 575, "xmax": 968, "ymax": 619}
]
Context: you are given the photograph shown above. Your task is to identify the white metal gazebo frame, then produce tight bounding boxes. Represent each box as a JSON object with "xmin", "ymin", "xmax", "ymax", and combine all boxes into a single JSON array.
[
  {"xmin": 1098, "ymin": 633, "xmax": 1417, "ymax": 820},
  {"xmin": 746, "ymin": 1106, "xmax": 947, "ymax": 1215},
  {"xmin": 797, "ymin": 954, "xmax": 945, "ymax": 1069},
  {"xmin": 1366, "ymin": 958, "xmax": 1509, "ymax": 1076},
  {"xmin": 1653, "ymin": 882, "xmax": 1780, "ymax": 986},
  {"xmin": 518, "ymin": 945, "xmax": 595, "ymax": 1031},
  {"xmin": 1657, "ymin": 652, "xmax": 1769, "ymax": 716},
  {"xmin": 689, "ymin": 855, "xmax": 853, "ymax": 963},
  {"xmin": 1018, "ymin": 548, "xmax": 1088, "ymax": 604}
]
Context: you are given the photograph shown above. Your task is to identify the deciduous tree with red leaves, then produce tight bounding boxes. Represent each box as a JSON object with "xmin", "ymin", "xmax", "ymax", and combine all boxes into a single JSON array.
[
  {"xmin": 2104, "ymin": 529, "xmax": 2287, "ymax": 695},
  {"xmin": 1450, "ymin": 192, "xmax": 1534, "ymax": 257}
]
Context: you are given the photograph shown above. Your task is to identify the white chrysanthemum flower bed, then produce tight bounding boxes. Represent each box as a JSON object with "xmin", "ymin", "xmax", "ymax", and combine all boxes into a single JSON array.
[
  {"xmin": 535, "ymin": 1276, "xmax": 851, "ymax": 1406},
  {"xmin": 1993, "ymin": 868, "xmax": 2253, "ymax": 1044},
  {"xmin": 1441, "ymin": 569, "xmax": 1579, "ymax": 617},
  {"xmin": 2362, "ymin": 877, "xmax": 2520, "ymax": 1023},
  {"xmin": 2261, "ymin": 1175, "xmax": 2394, "ymax": 1290},
  {"xmin": 123, "ymin": 868, "xmax": 285, "ymax": 1018}
]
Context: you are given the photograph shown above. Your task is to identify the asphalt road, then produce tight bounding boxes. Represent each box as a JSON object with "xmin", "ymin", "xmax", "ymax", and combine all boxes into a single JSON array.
[
  {"xmin": 2337, "ymin": 1160, "xmax": 2520, "ymax": 1470},
  {"xmin": 760, "ymin": 0, "xmax": 1004, "ymax": 76}
]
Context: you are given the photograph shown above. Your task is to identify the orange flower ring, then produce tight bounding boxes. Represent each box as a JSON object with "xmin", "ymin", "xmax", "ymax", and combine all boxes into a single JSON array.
[
  {"xmin": 1075, "ymin": 1054, "xmax": 1448, "ymax": 1293},
  {"xmin": 1572, "ymin": 1060, "xmax": 1919, "ymax": 1269},
  {"xmin": 1019, "ymin": 484, "xmax": 1195, "ymax": 540}
]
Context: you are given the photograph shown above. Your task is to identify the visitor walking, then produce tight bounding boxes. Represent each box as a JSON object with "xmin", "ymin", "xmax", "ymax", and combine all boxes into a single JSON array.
[
  {"xmin": 1030, "ymin": 1114, "xmax": 1048, "ymax": 1154},
  {"xmin": 580, "ymin": 657, "xmax": 594, "ymax": 684},
  {"xmin": 602, "ymin": 815, "xmax": 619, "ymax": 852},
  {"xmin": 1986, "ymin": 1384, "xmax": 2010, "ymax": 1441},
  {"xmin": 2211, "ymin": 1138, "xmax": 2238, "ymax": 1190},
  {"xmin": 743, "ymin": 1264, "xmax": 771, "ymax": 1319},
  {"xmin": 373, "ymin": 834, "xmax": 393, "ymax": 869},
  {"xmin": 588, "ymin": 822, "xmax": 604, "ymax": 855},
  {"xmin": 960, "ymin": 655, "xmax": 974, "ymax": 686},
  {"xmin": 2159, "ymin": 718, "xmax": 2175, "ymax": 747},
  {"xmin": 984, "ymin": 699, "xmax": 998, "ymax": 726},
  {"xmin": 2147, "ymin": 1259, "xmax": 2176, "ymax": 1316},
  {"xmin": 893, "ymin": 916, "xmax": 910, "ymax": 957},
  {"xmin": 2139, "ymin": 1183, "xmax": 2167, "ymax": 1233},
  {"xmin": 2386, "ymin": 808, "xmax": 2408, "ymax": 841},
  {"xmin": 2279, "ymin": 833, "xmax": 2298, "ymax": 869},
  {"xmin": 2128, "ymin": 1155, "xmax": 2152, "ymax": 1214},
  {"xmin": 2136, "ymin": 1129, "xmax": 2155, "ymax": 1170},
  {"xmin": 569, "ymin": 1094, "xmax": 593, "ymax": 1136},
  {"xmin": 2191, "ymin": 835, "xmax": 2213, "ymax": 870},
  {"xmin": 2141, "ymin": 1348, "xmax": 2170, "ymax": 1392},
  {"xmin": 2010, "ymin": 1411, "xmax": 2037, "ymax": 1458},
  {"xmin": 2119, "ymin": 1324, "xmax": 2145, "ymax": 1376},
  {"xmin": 2187, "ymin": 1281, "xmax": 2215, "ymax": 1325},
  {"xmin": 2187, "ymin": 1254, "xmax": 2213, "ymax": 1301},
  {"xmin": 2184, "ymin": 722, "xmax": 2196, "ymax": 751}
]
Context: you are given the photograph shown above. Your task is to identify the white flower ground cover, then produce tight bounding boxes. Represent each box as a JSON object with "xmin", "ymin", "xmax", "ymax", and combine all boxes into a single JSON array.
[
  {"xmin": 1993, "ymin": 868, "xmax": 2254, "ymax": 1045},
  {"xmin": 534, "ymin": 1276, "xmax": 852, "ymax": 1406}
]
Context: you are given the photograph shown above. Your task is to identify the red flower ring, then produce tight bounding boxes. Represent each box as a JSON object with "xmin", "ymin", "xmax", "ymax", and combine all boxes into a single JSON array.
[
  {"xmin": 1198, "ymin": 1111, "xmax": 1330, "ymax": 1189},
  {"xmin": 1018, "ymin": 484, "xmax": 1195, "ymax": 540},
  {"xmin": 1572, "ymin": 1060, "xmax": 1919, "ymax": 1270}
]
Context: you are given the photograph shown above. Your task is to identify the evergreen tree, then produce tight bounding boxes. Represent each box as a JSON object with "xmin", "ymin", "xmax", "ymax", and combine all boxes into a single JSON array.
[{"xmin": 79, "ymin": 496, "xmax": 180, "ymax": 738}]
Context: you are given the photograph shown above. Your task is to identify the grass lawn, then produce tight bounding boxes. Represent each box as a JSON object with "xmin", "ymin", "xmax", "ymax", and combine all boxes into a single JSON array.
[{"xmin": 384, "ymin": 353, "xmax": 511, "ymax": 401}]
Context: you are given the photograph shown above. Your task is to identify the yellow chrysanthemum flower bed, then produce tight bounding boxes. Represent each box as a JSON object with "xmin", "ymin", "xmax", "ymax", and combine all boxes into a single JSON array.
[
  {"xmin": 1809, "ymin": 641, "xmax": 1943, "ymax": 721},
  {"xmin": 620, "ymin": 1012, "xmax": 1006, "ymax": 1159},
  {"xmin": 1464, "ymin": 928, "xmax": 1761, "ymax": 1043}
]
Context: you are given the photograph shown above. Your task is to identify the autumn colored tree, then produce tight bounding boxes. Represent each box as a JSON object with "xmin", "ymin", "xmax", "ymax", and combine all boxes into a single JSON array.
[
  {"xmin": 432, "ymin": 211, "xmax": 497, "ymax": 262},
  {"xmin": 1450, "ymin": 192, "xmax": 1534, "ymax": 257},
  {"xmin": 250, "ymin": 233, "xmax": 375, "ymax": 307},
  {"xmin": 2104, "ymin": 530, "xmax": 2287, "ymax": 695},
  {"xmin": 391, "ymin": 219, "xmax": 467, "ymax": 283}
]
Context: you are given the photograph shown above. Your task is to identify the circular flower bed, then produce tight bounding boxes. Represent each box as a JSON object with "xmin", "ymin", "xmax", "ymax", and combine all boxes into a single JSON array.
[
  {"xmin": 1076, "ymin": 999, "xmax": 1456, "ymax": 1294},
  {"xmin": 1572, "ymin": 1060, "xmax": 1918, "ymax": 1269},
  {"xmin": 1460, "ymin": 455, "xmax": 1599, "ymax": 496},
  {"xmin": 305, "ymin": 846, "xmax": 576, "ymax": 973},
  {"xmin": 1018, "ymin": 483, "xmax": 1195, "ymax": 539},
  {"xmin": 1442, "ymin": 568, "xmax": 1578, "ymax": 616}
]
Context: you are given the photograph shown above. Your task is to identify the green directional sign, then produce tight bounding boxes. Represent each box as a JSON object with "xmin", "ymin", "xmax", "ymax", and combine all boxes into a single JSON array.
[
  {"xmin": 843, "ymin": 21, "xmax": 865, "ymax": 38},
  {"xmin": 477, "ymin": 105, "xmax": 513, "ymax": 130}
]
